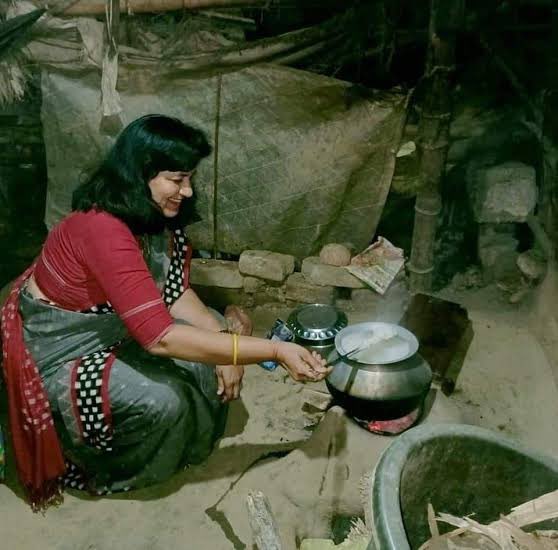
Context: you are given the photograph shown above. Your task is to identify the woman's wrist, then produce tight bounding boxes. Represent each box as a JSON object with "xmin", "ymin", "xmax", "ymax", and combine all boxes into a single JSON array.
[{"xmin": 271, "ymin": 340, "xmax": 282, "ymax": 363}]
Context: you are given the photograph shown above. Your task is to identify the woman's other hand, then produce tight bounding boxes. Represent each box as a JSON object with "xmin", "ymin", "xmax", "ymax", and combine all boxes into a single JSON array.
[
  {"xmin": 216, "ymin": 363, "xmax": 245, "ymax": 402},
  {"xmin": 275, "ymin": 342, "xmax": 331, "ymax": 382},
  {"xmin": 224, "ymin": 305, "xmax": 253, "ymax": 336}
]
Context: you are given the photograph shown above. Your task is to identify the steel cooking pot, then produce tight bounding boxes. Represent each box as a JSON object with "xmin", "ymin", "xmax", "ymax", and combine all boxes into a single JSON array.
[
  {"xmin": 286, "ymin": 303, "xmax": 347, "ymax": 358},
  {"xmin": 326, "ymin": 322, "xmax": 432, "ymax": 420}
]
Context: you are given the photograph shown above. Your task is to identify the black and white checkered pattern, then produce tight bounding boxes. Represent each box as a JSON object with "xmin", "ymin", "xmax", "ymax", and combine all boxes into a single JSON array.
[
  {"xmin": 62, "ymin": 460, "xmax": 87, "ymax": 490},
  {"xmin": 75, "ymin": 350, "xmax": 113, "ymax": 452},
  {"xmin": 84, "ymin": 303, "xmax": 114, "ymax": 314},
  {"xmin": 163, "ymin": 229, "xmax": 188, "ymax": 307}
]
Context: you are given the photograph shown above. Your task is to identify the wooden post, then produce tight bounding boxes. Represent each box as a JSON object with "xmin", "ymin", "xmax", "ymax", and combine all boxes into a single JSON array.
[
  {"xmin": 408, "ymin": 0, "xmax": 462, "ymax": 292},
  {"xmin": 541, "ymin": 0, "xmax": 558, "ymax": 249},
  {"xmin": 107, "ymin": 0, "xmax": 120, "ymax": 55}
]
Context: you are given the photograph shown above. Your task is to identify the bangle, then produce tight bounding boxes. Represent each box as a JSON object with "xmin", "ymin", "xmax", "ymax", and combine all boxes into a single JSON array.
[{"xmin": 232, "ymin": 333, "xmax": 239, "ymax": 366}]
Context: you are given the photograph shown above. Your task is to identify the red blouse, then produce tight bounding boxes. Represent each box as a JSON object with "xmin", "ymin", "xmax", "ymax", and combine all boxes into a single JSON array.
[{"xmin": 33, "ymin": 210, "xmax": 176, "ymax": 348}]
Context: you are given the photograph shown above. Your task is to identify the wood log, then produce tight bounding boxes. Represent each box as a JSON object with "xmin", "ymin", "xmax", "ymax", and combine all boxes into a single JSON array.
[{"xmin": 246, "ymin": 490, "xmax": 283, "ymax": 550}]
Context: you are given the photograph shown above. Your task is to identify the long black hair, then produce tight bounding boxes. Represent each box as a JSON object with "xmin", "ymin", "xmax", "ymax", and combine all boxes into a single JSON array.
[{"xmin": 72, "ymin": 114, "xmax": 212, "ymax": 234}]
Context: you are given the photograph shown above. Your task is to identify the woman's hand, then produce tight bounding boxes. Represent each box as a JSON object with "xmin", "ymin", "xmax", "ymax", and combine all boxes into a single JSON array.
[
  {"xmin": 224, "ymin": 305, "xmax": 253, "ymax": 336},
  {"xmin": 216, "ymin": 363, "xmax": 245, "ymax": 402},
  {"xmin": 275, "ymin": 342, "xmax": 331, "ymax": 382}
]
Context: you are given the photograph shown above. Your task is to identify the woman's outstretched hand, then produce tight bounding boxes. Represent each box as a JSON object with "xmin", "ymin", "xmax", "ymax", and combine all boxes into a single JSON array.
[{"xmin": 275, "ymin": 342, "xmax": 331, "ymax": 382}]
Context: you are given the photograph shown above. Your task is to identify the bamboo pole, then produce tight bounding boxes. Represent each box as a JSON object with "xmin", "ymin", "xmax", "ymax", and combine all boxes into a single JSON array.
[
  {"xmin": 541, "ymin": 0, "xmax": 558, "ymax": 249},
  {"xmin": 408, "ymin": 0, "xmax": 461, "ymax": 292},
  {"xmin": 62, "ymin": 0, "xmax": 269, "ymax": 15}
]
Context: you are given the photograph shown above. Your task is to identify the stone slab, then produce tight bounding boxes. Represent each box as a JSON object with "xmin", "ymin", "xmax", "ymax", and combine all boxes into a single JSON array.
[
  {"xmin": 239, "ymin": 250, "xmax": 295, "ymax": 283},
  {"xmin": 301, "ymin": 257, "xmax": 365, "ymax": 289},
  {"xmin": 285, "ymin": 272, "xmax": 336, "ymax": 304},
  {"xmin": 190, "ymin": 259, "xmax": 243, "ymax": 288}
]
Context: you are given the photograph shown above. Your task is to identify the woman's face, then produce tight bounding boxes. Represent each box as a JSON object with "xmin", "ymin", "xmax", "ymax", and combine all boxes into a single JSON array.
[{"xmin": 148, "ymin": 170, "xmax": 194, "ymax": 218}]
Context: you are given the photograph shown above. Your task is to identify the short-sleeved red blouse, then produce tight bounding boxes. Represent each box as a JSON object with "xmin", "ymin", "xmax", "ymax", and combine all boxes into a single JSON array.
[{"xmin": 33, "ymin": 210, "xmax": 175, "ymax": 348}]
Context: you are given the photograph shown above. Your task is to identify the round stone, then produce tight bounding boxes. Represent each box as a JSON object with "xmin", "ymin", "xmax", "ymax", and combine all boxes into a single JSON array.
[{"xmin": 319, "ymin": 243, "xmax": 352, "ymax": 267}]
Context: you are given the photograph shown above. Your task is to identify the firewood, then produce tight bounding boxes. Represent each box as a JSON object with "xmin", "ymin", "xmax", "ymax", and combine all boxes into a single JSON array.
[{"xmin": 246, "ymin": 490, "xmax": 283, "ymax": 550}]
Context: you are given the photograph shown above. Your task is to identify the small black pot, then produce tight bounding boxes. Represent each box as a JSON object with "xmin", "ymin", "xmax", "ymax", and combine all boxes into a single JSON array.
[{"xmin": 326, "ymin": 381, "xmax": 428, "ymax": 420}]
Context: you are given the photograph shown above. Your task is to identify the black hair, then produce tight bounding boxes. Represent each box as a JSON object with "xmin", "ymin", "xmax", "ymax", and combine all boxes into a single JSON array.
[{"xmin": 72, "ymin": 114, "xmax": 212, "ymax": 234}]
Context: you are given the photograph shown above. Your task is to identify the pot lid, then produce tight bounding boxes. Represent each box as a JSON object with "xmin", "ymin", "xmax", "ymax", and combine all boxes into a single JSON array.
[
  {"xmin": 287, "ymin": 304, "xmax": 348, "ymax": 342},
  {"xmin": 335, "ymin": 322, "xmax": 419, "ymax": 365}
]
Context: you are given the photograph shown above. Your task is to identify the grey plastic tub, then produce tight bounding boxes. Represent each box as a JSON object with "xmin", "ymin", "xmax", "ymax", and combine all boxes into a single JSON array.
[{"xmin": 368, "ymin": 424, "xmax": 558, "ymax": 550}]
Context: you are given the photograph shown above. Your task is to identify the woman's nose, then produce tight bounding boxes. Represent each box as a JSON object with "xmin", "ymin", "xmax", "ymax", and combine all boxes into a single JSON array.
[{"xmin": 179, "ymin": 182, "xmax": 193, "ymax": 198}]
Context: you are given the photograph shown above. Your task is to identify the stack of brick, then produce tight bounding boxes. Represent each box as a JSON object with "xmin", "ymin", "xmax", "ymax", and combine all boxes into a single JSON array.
[
  {"xmin": 190, "ymin": 244, "xmax": 409, "ymax": 320},
  {"xmin": 467, "ymin": 161, "xmax": 542, "ymax": 285}
]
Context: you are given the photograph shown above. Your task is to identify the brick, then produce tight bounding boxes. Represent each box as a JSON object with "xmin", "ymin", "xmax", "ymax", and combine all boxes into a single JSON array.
[
  {"xmin": 189, "ymin": 259, "xmax": 243, "ymax": 288},
  {"xmin": 239, "ymin": 250, "xmax": 295, "ymax": 283},
  {"xmin": 478, "ymin": 224, "xmax": 519, "ymax": 282},
  {"xmin": 253, "ymin": 285, "xmax": 286, "ymax": 306},
  {"xmin": 301, "ymin": 256, "xmax": 365, "ymax": 289},
  {"xmin": 243, "ymin": 276, "xmax": 265, "ymax": 294},
  {"xmin": 468, "ymin": 161, "xmax": 537, "ymax": 223},
  {"xmin": 285, "ymin": 272, "xmax": 335, "ymax": 304}
]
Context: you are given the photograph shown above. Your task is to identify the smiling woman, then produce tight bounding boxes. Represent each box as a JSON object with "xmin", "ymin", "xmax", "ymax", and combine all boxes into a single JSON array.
[
  {"xmin": 0, "ymin": 114, "xmax": 329, "ymax": 511},
  {"xmin": 148, "ymin": 170, "xmax": 195, "ymax": 218}
]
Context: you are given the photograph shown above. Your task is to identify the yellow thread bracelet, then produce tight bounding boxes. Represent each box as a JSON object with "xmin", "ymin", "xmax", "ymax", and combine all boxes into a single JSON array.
[{"xmin": 232, "ymin": 333, "xmax": 239, "ymax": 366}]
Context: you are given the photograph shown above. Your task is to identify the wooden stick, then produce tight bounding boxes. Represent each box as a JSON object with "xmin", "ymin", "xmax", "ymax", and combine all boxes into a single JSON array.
[
  {"xmin": 197, "ymin": 9, "xmax": 257, "ymax": 27},
  {"xmin": 107, "ymin": 0, "xmax": 120, "ymax": 55},
  {"xmin": 246, "ymin": 491, "xmax": 283, "ymax": 550}
]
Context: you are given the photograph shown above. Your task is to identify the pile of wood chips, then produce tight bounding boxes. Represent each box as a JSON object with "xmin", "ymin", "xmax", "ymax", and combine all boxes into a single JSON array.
[{"xmin": 421, "ymin": 489, "xmax": 558, "ymax": 549}]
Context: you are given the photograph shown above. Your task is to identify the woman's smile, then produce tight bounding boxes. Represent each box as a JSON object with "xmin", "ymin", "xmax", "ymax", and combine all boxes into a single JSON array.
[{"xmin": 148, "ymin": 170, "xmax": 194, "ymax": 217}]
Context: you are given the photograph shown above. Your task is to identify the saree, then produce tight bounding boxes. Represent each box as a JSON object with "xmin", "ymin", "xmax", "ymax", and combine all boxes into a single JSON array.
[{"xmin": 1, "ymin": 228, "xmax": 227, "ymax": 508}]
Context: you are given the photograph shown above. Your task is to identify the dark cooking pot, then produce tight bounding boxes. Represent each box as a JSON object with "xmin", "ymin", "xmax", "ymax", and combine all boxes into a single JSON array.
[
  {"xmin": 326, "ymin": 354, "xmax": 432, "ymax": 420},
  {"xmin": 326, "ymin": 323, "xmax": 432, "ymax": 420},
  {"xmin": 286, "ymin": 303, "xmax": 347, "ymax": 358}
]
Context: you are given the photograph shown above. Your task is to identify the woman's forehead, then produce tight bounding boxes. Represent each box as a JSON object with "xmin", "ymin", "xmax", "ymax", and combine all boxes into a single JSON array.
[{"xmin": 159, "ymin": 170, "xmax": 194, "ymax": 177}]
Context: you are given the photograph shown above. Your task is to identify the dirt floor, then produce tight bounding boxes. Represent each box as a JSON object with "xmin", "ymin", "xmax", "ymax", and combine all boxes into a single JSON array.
[{"xmin": 1, "ymin": 281, "xmax": 557, "ymax": 549}]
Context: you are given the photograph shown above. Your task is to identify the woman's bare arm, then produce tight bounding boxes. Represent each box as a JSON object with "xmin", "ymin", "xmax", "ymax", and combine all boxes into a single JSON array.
[
  {"xmin": 148, "ymin": 324, "xmax": 330, "ymax": 382},
  {"xmin": 169, "ymin": 288, "xmax": 222, "ymax": 331}
]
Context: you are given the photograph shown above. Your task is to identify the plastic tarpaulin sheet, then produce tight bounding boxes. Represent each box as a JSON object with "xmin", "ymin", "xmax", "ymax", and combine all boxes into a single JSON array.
[{"xmin": 41, "ymin": 64, "xmax": 407, "ymax": 257}]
